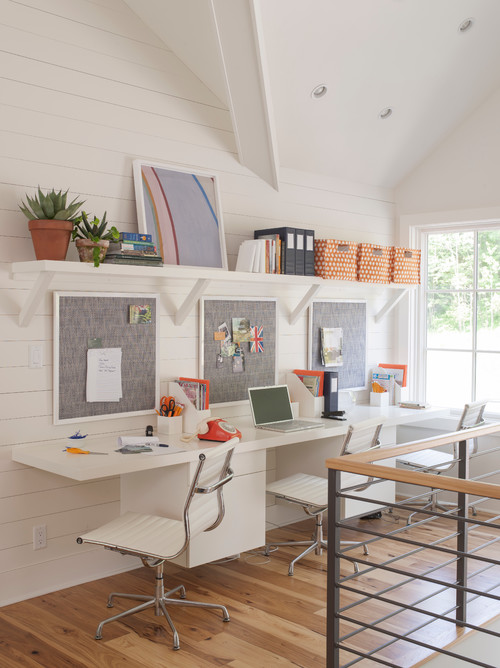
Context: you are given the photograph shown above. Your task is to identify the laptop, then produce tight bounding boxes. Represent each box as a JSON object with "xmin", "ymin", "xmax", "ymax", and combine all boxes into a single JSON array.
[{"xmin": 248, "ymin": 385, "xmax": 325, "ymax": 433}]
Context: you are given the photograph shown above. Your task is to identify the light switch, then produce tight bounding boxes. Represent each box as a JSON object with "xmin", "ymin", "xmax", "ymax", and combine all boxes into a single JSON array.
[{"xmin": 29, "ymin": 344, "xmax": 43, "ymax": 369}]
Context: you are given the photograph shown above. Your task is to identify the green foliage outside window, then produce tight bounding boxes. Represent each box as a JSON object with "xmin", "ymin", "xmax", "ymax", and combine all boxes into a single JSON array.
[{"xmin": 427, "ymin": 230, "xmax": 500, "ymax": 340}]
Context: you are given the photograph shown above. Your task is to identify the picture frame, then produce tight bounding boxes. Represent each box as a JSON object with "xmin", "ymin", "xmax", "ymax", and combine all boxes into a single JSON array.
[
  {"xmin": 378, "ymin": 363, "xmax": 408, "ymax": 387},
  {"xmin": 54, "ymin": 292, "xmax": 159, "ymax": 424},
  {"xmin": 133, "ymin": 159, "xmax": 228, "ymax": 270}
]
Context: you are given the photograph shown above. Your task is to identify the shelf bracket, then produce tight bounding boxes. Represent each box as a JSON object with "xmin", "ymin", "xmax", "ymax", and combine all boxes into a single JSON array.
[
  {"xmin": 19, "ymin": 271, "xmax": 56, "ymax": 327},
  {"xmin": 374, "ymin": 288, "xmax": 409, "ymax": 323},
  {"xmin": 289, "ymin": 283, "xmax": 322, "ymax": 325},
  {"xmin": 175, "ymin": 278, "xmax": 211, "ymax": 326}
]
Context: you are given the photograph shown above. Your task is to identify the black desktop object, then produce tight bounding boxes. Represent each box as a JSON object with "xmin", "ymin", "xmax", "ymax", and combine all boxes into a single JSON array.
[{"xmin": 322, "ymin": 371, "xmax": 346, "ymax": 420}]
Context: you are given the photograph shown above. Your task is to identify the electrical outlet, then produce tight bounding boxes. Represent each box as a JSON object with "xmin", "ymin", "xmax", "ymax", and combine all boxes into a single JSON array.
[
  {"xmin": 33, "ymin": 524, "xmax": 47, "ymax": 550},
  {"xmin": 29, "ymin": 344, "xmax": 43, "ymax": 369}
]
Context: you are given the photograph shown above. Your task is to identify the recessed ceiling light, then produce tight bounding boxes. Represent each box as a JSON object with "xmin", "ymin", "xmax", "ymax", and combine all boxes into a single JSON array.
[
  {"xmin": 311, "ymin": 84, "xmax": 327, "ymax": 99},
  {"xmin": 379, "ymin": 107, "xmax": 393, "ymax": 119},
  {"xmin": 459, "ymin": 17, "xmax": 474, "ymax": 32}
]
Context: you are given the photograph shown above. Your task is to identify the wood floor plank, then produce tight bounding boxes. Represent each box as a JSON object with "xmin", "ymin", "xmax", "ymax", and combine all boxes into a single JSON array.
[
  {"xmin": 105, "ymin": 633, "xmax": 222, "ymax": 667},
  {"xmin": 0, "ymin": 601, "xmax": 144, "ymax": 668},
  {"xmin": 0, "ymin": 611, "xmax": 87, "ymax": 667},
  {"xmin": 1, "ymin": 512, "xmax": 499, "ymax": 667}
]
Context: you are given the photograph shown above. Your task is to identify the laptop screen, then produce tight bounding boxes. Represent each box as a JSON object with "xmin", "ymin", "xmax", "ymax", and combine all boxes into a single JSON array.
[{"xmin": 248, "ymin": 385, "xmax": 294, "ymax": 425}]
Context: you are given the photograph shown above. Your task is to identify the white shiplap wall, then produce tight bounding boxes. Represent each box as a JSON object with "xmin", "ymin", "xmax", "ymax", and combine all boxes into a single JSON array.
[{"xmin": 0, "ymin": 0, "xmax": 397, "ymax": 605}]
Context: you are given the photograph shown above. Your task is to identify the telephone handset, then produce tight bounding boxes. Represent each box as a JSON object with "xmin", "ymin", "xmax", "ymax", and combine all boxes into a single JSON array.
[
  {"xmin": 198, "ymin": 418, "xmax": 242, "ymax": 442},
  {"xmin": 181, "ymin": 417, "xmax": 242, "ymax": 443}
]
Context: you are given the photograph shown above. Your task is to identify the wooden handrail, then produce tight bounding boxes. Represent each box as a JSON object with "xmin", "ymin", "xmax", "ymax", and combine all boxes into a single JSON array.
[{"xmin": 325, "ymin": 421, "xmax": 500, "ymax": 500}]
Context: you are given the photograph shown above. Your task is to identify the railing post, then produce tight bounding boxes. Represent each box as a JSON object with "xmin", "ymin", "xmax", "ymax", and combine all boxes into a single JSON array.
[
  {"xmin": 327, "ymin": 468, "xmax": 341, "ymax": 668},
  {"xmin": 456, "ymin": 437, "xmax": 469, "ymax": 625}
]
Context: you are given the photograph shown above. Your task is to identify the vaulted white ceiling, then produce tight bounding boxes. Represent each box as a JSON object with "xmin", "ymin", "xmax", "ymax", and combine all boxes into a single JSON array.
[{"xmin": 124, "ymin": 0, "xmax": 500, "ymax": 191}]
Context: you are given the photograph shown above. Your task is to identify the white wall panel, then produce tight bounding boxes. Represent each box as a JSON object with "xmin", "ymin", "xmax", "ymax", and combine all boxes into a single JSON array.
[{"xmin": 0, "ymin": 0, "xmax": 397, "ymax": 606}]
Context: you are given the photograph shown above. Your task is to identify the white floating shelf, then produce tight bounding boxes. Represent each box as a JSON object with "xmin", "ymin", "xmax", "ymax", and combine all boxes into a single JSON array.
[{"xmin": 10, "ymin": 260, "xmax": 416, "ymax": 327}]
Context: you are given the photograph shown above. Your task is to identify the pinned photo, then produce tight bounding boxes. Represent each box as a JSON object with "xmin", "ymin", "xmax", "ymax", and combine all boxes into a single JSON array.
[
  {"xmin": 232, "ymin": 317, "xmax": 252, "ymax": 343},
  {"xmin": 129, "ymin": 304, "xmax": 152, "ymax": 324}
]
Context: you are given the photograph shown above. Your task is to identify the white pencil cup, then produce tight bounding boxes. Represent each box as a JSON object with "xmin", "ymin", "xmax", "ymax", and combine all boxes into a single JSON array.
[{"xmin": 157, "ymin": 415, "xmax": 183, "ymax": 435}]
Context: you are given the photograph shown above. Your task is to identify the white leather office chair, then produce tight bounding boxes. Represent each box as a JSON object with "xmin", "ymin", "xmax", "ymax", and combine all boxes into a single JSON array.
[
  {"xmin": 76, "ymin": 438, "xmax": 238, "ymax": 651},
  {"xmin": 397, "ymin": 400, "xmax": 487, "ymax": 524},
  {"xmin": 264, "ymin": 418, "xmax": 383, "ymax": 576}
]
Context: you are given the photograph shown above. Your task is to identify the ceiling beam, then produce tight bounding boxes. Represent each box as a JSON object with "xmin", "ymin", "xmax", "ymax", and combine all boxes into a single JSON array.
[{"xmin": 210, "ymin": 0, "xmax": 280, "ymax": 190}]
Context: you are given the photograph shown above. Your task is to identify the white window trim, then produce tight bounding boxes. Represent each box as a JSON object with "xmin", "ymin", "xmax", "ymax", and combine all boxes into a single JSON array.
[{"xmin": 403, "ymin": 211, "xmax": 500, "ymax": 415}]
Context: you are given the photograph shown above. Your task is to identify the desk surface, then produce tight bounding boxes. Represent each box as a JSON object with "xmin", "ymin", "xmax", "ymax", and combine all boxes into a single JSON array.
[{"xmin": 11, "ymin": 405, "xmax": 449, "ymax": 482}]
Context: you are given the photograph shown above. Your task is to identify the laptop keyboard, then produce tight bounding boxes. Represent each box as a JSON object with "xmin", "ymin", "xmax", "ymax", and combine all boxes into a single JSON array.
[{"xmin": 259, "ymin": 419, "xmax": 324, "ymax": 431}]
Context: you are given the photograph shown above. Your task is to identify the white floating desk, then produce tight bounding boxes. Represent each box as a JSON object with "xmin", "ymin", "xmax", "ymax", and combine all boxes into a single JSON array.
[{"xmin": 11, "ymin": 405, "xmax": 448, "ymax": 567}]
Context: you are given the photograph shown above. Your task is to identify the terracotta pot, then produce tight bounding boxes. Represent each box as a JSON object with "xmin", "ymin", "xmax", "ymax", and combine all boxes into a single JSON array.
[
  {"xmin": 28, "ymin": 219, "xmax": 73, "ymax": 261},
  {"xmin": 75, "ymin": 239, "xmax": 109, "ymax": 266}
]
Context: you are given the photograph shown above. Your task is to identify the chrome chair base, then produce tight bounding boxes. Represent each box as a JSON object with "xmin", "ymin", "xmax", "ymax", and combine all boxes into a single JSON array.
[
  {"xmin": 95, "ymin": 563, "xmax": 230, "ymax": 650},
  {"xmin": 406, "ymin": 494, "xmax": 476, "ymax": 525},
  {"xmin": 264, "ymin": 511, "xmax": 368, "ymax": 576}
]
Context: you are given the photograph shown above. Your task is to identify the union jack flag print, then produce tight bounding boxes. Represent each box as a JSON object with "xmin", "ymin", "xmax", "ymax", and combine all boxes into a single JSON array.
[{"xmin": 250, "ymin": 325, "xmax": 263, "ymax": 353}]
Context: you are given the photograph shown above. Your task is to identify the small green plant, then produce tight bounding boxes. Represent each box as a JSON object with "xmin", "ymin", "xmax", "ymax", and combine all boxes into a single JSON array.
[
  {"xmin": 19, "ymin": 187, "xmax": 85, "ymax": 221},
  {"xmin": 72, "ymin": 211, "xmax": 119, "ymax": 267}
]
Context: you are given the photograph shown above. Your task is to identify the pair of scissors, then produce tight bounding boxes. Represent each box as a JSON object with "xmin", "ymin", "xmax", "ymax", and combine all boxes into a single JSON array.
[
  {"xmin": 65, "ymin": 447, "xmax": 108, "ymax": 455},
  {"xmin": 159, "ymin": 395, "xmax": 176, "ymax": 417}
]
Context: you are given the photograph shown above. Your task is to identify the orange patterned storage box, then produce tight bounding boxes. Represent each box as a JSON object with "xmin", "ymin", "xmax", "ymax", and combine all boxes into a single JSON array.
[
  {"xmin": 391, "ymin": 247, "xmax": 421, "ymax": 284},
  {"xmin": 314, "ymin": 239, "xmax": 358, "ymax": 280},
  {"xmin": 357, "ymin": 243, "xmax": 392, "ymax": 283}
]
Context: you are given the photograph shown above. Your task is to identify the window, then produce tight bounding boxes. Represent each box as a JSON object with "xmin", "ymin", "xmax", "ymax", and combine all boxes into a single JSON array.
[{"xmin": 422, "ymin": 227, "xmax": 500, "ymax": 413}]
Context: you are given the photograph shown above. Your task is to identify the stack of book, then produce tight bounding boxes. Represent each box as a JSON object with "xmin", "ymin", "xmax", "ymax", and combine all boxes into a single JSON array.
[
  {"xmin": 293, "ymin": 369, "xmax": 324, "ymax": 396},
  {"xmin": 235, "ymin": 227, "xmax": 315, "ymax": 275},
  {"xmin": 255, "ymin": 227, "xmax": 314, "ymax": 275},
  {"xmin": 235, "ymin": 237, "xmax": 281, "ymax": 274},
  {"xmin": 104, "ymin": 233, "xmax": 163, "ymax": 266},
  {"xmin": 174, "ymin": 377, "xmax": 209, "ymax": 410}
]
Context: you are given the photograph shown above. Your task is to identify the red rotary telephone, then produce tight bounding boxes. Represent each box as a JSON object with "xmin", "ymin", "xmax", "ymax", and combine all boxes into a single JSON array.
[{"xmin": 197, "ymin": 418, "xmax": 242, "ymax": 442}]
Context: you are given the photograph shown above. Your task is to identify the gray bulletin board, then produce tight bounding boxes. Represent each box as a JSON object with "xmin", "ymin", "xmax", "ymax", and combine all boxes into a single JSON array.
[
  {"xmin": 54, "ymin": 292, "xmax": 159, "ymax": 423},
  {"xmin": 200, "ymin": 297, "xmax": 277, "ymax": 404},
  {"xmin": 308, "ymin": 300, "xmax": 367, "ymax": 390}
]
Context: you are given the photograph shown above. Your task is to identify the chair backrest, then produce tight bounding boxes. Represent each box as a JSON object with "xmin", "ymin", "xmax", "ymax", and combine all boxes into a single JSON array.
[
  {"xmin": 340, "ymin": 417, "xmax": 383, "ymax": 456},
  {"xmin": 339, "ymin": 418, "xmax": 384, "ymax": 493},
  {"xmin": 454, "ymin": 400, "xmax": 487, "ymax": 457},
  {"xmin": 184, "ymin": 438, "xmax": 238, "ymax": 541}
]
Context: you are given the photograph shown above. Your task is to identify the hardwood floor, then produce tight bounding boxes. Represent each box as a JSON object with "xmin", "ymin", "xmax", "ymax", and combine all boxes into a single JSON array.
[{"xmin": 1, "ymin": 511, "xmax": 499, "ymax": 667}]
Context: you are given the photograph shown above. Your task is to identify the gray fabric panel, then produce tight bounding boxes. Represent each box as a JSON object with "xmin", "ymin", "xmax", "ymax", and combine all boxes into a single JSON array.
[
  {"xmin": 310, "ymin": 301, "xmax": 366, "ymax": 390},
  {"xmin": 58, "ymin": 295, "xmax": 156, "ymax": 420},
  {"xmin": 202, "ymin": 299, "xmax": 277, "ymax": 403}
]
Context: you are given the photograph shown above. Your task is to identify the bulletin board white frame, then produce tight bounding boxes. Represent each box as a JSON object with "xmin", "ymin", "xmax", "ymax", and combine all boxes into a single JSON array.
[
  {"xmin": 308, "ymin": 299, "xmax": 367, "ymax": 391},
  {"xmin": 53, "ymin": 291, "xmax": 160, "ymax": 424},
  {"xmin": 199, "ymin": 296, "xmax": 279, "ymax": 406}
]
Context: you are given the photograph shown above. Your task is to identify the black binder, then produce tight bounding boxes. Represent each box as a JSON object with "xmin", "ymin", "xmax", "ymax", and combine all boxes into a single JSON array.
[
  {"xmin": 304, "ymin": 229, "xmax": 315, "ymax": 276},
  {"xmin": 295, "ymin": 229, "xmax": 305, "ymax": 275},
  {"xmin": 323, "ymin": 371, "xmax": 339, "ymax": 413},
  {"xmin": 254, "ymin": 227, "xmax": 296, "ymax": 274}
]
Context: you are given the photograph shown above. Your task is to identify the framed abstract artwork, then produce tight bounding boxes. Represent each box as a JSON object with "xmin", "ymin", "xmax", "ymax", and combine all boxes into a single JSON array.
[{"xmin": 133, "ymin": 160, "xmax": 228, "ymax": 270}]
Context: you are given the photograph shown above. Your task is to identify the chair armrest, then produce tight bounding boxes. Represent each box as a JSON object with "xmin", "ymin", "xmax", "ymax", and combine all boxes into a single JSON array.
[{"xmin": 195, "ymin": 468, "xmax": 234, "ymax": 494}]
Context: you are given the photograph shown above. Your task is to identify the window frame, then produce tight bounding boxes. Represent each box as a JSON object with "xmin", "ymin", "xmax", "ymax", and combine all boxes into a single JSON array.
[{"xmin": 409, "ymin": 219, "xmax": 500, "ymax": 416}]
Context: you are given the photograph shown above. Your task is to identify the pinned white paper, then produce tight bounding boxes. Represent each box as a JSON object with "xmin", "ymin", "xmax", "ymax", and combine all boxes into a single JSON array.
[{"xmin": 86, "ymin": 348, "xmax": 122, "ymax": 402}]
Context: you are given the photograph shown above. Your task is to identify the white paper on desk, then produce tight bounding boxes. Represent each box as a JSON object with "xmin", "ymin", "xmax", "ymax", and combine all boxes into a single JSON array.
[
  {"xmin": 144, "ymin": 444, "xmax": 186, "ymax": 455},
  {"xmin": 86, "ymin": 348, "xmax": 123, "ymax": 402},
  {"xmin": 118, "ymin": 436, "xmax": 159, "ymax": 447}
]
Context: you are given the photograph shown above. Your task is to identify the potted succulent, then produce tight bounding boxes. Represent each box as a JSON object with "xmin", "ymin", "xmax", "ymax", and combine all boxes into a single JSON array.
[
  {"xmin": 72, "ymin": 211, "xmax": 119, "ymax": 267},
  {"xmin": 19, "ymin": 187, "xmax": 85, "ymax": 261}
]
